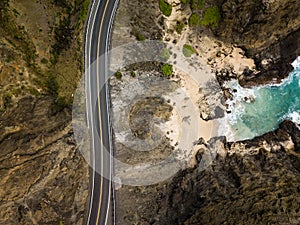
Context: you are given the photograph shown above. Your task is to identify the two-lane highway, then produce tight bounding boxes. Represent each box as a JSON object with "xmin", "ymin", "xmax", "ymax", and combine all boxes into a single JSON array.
[{"xmin": 85, "ymin": 0, "xmax": 118, "ymax": 224}]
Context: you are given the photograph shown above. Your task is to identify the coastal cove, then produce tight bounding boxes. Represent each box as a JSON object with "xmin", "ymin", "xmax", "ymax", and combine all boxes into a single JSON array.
[{"xmin": 220, "ymin": 56, "xmax": 300, "ymax": 141}]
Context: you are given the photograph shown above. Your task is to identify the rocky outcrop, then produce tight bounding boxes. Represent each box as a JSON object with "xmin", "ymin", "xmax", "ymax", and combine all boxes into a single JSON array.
[
  {"xmin": 112, "ymin": 0, "xmax": 164, "ymax": 45},
  {"xmin": 157, "ymin": 121, "xmax": 300, "ymax": 224},
  {"xmin": 0, "ymin": 0, "xmax": 89, "ymax": 223},
  {"xmin": 216, "ymin": 0, "xmax": 300, "ymax": 86},
  {"xmin": 114, "ymin": 120, "xmax": 300, "ymax": 225},
  {"xmin": 112, "ymin": 1, "xmax": 300, "ymax": 224},
  {"xmin": 129, "ymin": 97, "xmax": 173, "ymax": 139},
  {"xmin": 0, "ymin": 96, "xmax": 89, "ymax": 225}
]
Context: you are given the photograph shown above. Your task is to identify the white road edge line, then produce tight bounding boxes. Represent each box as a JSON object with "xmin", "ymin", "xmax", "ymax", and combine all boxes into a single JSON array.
[{"xmin": 86, "ymin": 0, "xmax": 100, "ymax": 224}]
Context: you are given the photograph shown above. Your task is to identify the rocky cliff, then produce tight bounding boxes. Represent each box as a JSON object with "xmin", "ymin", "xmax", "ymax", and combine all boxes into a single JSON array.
[
  {"xmin": 0, "ymin": 0, "xmax": 89, "ymax": 224},
  {"xmin": 1, "ymin": 0, "xmax": 299, "ymax": 224},
  {"xmin": 216, "ymin": 0, "xmax": 300, "ymax": 86},
  {"xmin": 112, "ymin": 0, "xmax": 300, "ymax": 224},
  {"xmin": 115, "ymin": 121, "xmax": 300, "ymax": 225},
  {"xmin": 0, "ymin": 97, "xmax": 88, "ymax": 225},
  {"xmin": 157, "ymin": 121, "xmax": 300, "ymax": 224}
]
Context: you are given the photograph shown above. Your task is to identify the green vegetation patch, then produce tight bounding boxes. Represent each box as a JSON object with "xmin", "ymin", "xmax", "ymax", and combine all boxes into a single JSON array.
[
  {"xmin": 197, "ymin": 0, "xmax": 205, "ymax": 9},
  {"xmin": 160, "ymin": 48, "xmax": 171, "ymax": 61},
  {"xmin": 133, "ymin": 28, "xmax": 146, "ymax": 41},
  {"xmin": 161, "ymin": 64, "xmax": 173, "ymax": 76},
  {"xmin": 136, "ymin": 32, "xmax": 146, "ymax": 41},
  {"xmin": 180, "ymin": 0, "xmax": 188, "ymax": 4},
  {"xmin": 46, "ymin": 75, "xmax": 70, "ymax": 112},
  {"xmin": 115, "ymin": 71, "xmax": 122, "ymax": 80},
  {"xmin": 52, "ymin": 96, "xmax": 68, "ymax": 112},
  {"xmin": 0, "ymin": 5, "xmax": 36, "ymax": 66},
  {"xmin": 51, "ymin": 16, "xmax": 74, "ymax": 63},
  {"xmin": 159, "ymin": 0, "xmax": 172, "ymax": 17},
  {"xmin": 3, "ymin": 93, "xmax": 12, "ymax": 109},
  {"xmin": 175, "ymin": 21, "xmax": 185, "ymax": 34},
  {"xmin": 190, "ymin": 0, "xmax": 205, "ymax": 10},
  {"xmin": 46, "ymin": 76, "xmax": 59, "ymax": 97},
  {"xmin": 200, "ymin": 6, "xmax": 221, "ymax": 28},
  {"xmin": 183, "ymin": 44, "xmax": 196, "ymax": 57},
  {"xmin": 27, "ymin": 87, "xmax": 40, "ymax": 96},
  {"xmin": 78, "ymin": 0, "xmax": 90, "ymax": 21},
  {"xmin": 41, "ymin": 58, "xmax": 48, "ymax": 64},
  {"xmin": 189, "ymin": 13, "xmax": 200, "ymax": 26},
  {"xmin": 130, "ymin": 71, "xmax": 136, "ymax": 77}
]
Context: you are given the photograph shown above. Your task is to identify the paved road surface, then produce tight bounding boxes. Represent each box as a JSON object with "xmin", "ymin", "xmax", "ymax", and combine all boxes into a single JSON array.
[{"xmin": 85, "ymin": 0, "xmax": 118, "ymax": 224}]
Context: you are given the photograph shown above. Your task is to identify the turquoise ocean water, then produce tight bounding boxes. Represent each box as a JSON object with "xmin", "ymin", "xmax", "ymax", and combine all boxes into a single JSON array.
[{"xmin": 220, "ymin": 57, "xmax": 300, "ymax": 141}]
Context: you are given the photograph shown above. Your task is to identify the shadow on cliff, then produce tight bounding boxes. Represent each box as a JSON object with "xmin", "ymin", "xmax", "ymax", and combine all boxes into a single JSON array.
[{"xmin": 154, "ymin": 121, "xmax": 300, "ymax": 225}]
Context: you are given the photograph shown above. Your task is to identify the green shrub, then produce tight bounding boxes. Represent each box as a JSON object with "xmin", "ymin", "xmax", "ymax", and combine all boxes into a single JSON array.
[
  {"xmin": 190, "ymin": 0, "xmax": 205, "ymax": 10},
  {"xmin": 12, "ymin": 8, "xmax": 20, "ymax": 16},
  {"xmin": 46, "ymin": 76, "xmax": 59, "ymax": 96},
  {"xmin": 161, "ymin": 64, "xmax": 173, "ymax": 76},
  {"xmin": 130, "ymin": 71, "xmax": 136, "ymax": 77},
  {"xmin": 133, "ymin": 29, "xmax": 146, "ymax": 41},
  {"xmin": 200, "ymin": 6, "xmax": 221, "ymax": 28},
  {"xmin": 189, "ymin": 13, "xmax": 200, "ymax": 26},
  {"xmin": 51, "ymin": 16, "xmax": 73, "ymax": 63},
  {"xmin": 41, "ymin": 58, "xmax": 48, "ymax": 64},
  {"xmin": 175, "ymin": 21, "xmax": 185, "ymax": 34},
  {"xmin": 136, "ymin": 32, "xmax": 145, "ymax": 41},
  {"xmin": 197, "ymin": 0, "xmax": 205, "ymax": 9},
  {"xmin": 180, "ymin": 0, "xmax": 188, "ymax": 4},
  {"xmin": 11, "ymin": 88, "xmax": 21, "ymax": 97},
  {"xmin": 159, "ymin": 0, "xmax": 172, "ymax": 17},
  {"xmin": 160, "ymin": 48, "xmax": 170, "ymax": 61},
  {"xmin": 79, "ymin": 0, "xmax": 90, "ymax": 21},
  {"xmin": 115, "ymin": 71, "xmax": 122, "ymax": 80},
  {"xmin": 183, "ymin": 44, "xmax": 196, "ymax": 57}
]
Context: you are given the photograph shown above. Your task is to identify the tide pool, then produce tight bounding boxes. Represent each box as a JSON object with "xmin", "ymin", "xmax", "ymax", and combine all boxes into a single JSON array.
[{"xmin": 220, "ymin": 56, "xmax": 300, "ymax": 141}]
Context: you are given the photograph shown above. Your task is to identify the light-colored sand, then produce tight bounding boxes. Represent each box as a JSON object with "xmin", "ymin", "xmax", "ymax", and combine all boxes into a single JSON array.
[
  {"xmin": 109, "ymin": 0, "xmax": 259, "ymax": 169},
  {"xmin": 174, "ymin": 68, "xmax": 215, "ymax": 142},
  {"xmin": 164, "ymin": 0, "xmax": 191, "ymax": 47},
  {"xmin": 158, "ymin": 106, "xmax": 181, "ymax": 147},
  {"xmin": 158, "ymin": 0, "xmax": 258, "ymax": 165}
]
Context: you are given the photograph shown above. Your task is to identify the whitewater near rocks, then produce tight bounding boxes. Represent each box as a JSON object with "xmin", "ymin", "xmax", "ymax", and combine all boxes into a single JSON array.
[{"xmin": 220, "ymin": 56, "xmax": 300, "ymax": 141}]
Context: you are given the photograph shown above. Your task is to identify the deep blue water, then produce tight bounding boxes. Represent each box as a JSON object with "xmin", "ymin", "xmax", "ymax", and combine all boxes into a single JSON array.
[{"xmin": 222, "ymin": 57, "xmax": 300, "ymax": 141}]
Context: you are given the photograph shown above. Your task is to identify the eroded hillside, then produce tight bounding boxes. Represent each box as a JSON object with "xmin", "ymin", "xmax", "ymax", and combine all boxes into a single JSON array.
[{"xmin": 0, "ymin": 0, "xmax": 90, "ymax": 224}]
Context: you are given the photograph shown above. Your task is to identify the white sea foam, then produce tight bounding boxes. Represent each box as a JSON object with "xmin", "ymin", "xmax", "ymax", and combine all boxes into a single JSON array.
[
  {"xmin": 286, "ymin": 111, "xmax": 300, "ymax": 130},
  {"xmin": 217, "ymin": 117, "xmax": 234, "ymax": 142},
  {"xmin": 218, "ymin": 79, "xmax": 257, "ymax": 141},
  {"xmin": 220, "ymin": 56, "xmax": 300, "ymax": 141},
  {"xmin": 224, "ymin": 80, "xmax": 256, "ymax": 123},
  {"xmin": 292, "ymin": 56, "xmax": 300, "ymax": 69},
  {"xmin": 286, "ymin": 56, "xmax": 300, "ymax": 129}
]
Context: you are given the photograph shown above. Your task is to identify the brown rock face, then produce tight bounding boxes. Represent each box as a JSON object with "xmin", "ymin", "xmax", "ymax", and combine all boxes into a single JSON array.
[
  {"xmin": 156, "ymin": 121, "xmax": 300, "ymax": 225},
  {"xmin": 216, "ymin": 0, "xmax": 300, "ymax": 85},
  {"xmin": 218, "ymin": 0, "xmax": 299, "ymax": 53},
  {"xmin": 0, "ymin": 97, "xmax": 88, "ymax": 225},
  {"xmin": 114, "ymin": 121, "xmax": 300, "ymax": 225},
  {"xmin": 0, "ymin": 0, "xmax": 89, "ymax": 222},
  {"xmin": 129, "ymin": 97, "xmax": 172, "ymax": 139},
  {"xmin": 149, "ymin": 122, "xmax": 300, "ymax": 225},
  {"xmin": 112, "ymin": 1, "xmax": 300, "ymax": 224}
]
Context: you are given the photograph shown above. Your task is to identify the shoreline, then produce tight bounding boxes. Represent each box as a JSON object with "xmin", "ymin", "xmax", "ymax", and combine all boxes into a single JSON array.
[{"xmin": 220, "ymin": 56, "xmax": 300, "ymax": 142}]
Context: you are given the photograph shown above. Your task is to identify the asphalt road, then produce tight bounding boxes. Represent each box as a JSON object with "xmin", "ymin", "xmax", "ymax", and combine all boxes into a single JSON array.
[{"xmin": 85, "ymin": 0, "xmax": 118, "ymax": 224}]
